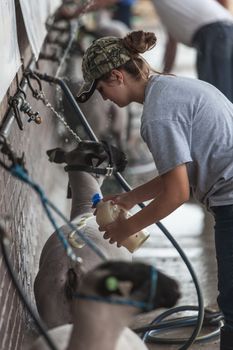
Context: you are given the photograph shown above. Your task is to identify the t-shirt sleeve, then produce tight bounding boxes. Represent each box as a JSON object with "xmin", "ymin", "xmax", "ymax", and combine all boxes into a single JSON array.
[{"xmin": 141, "ymin": 118, "xmax": 193, "ymax": 175}]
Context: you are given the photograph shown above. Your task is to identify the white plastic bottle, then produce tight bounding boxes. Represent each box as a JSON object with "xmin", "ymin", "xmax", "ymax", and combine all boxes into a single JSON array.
[{"xmin": 92, "ymin": 193, "xmax": 150, "ymax": 253}]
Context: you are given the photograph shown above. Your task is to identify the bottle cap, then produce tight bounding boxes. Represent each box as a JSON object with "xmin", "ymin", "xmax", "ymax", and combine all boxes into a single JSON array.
[{"xmin": 92, "ymin": 193, "xmax": 102, "ymax": 207}]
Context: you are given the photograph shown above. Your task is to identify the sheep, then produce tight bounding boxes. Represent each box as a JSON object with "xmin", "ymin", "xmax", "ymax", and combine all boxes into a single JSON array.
[
  {"xmin": 34, "ymin": 140, "xmax": 131, "ymax": 329},
  {"xmin": 31, "ymin": 260, "xmax": 180, "ymax": 350}
]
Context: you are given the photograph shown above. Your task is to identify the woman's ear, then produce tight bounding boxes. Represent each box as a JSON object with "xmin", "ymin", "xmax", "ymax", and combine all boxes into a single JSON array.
[{"xmin": 110, "ymin": 69, "xmax": 124, "ymax": 84}]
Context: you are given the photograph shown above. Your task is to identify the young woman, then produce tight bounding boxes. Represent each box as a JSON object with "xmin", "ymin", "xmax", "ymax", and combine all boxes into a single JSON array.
[{"xmin": 77, "ymin": 30, "xmax": 233, "ymax": 349}]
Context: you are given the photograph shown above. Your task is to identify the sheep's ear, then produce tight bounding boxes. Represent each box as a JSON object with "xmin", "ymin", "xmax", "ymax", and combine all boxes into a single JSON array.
[
  {"xmin": 90, "ymin": 156, "xmax": 106, "ymax": 168},
  {"xmin": 65, "ymin": 267, "xmax": 84, "ymax": 300},
  {"xmin": 46, "ymin": 148, "xmax": 66, "ymax": 163},
  {"xmin": 110, "ymin": 145, "xmax": 128, "ymax": 172},
  {"xmin": 100, "ymin": 140, "xmax": 128, "ymax": 172}
]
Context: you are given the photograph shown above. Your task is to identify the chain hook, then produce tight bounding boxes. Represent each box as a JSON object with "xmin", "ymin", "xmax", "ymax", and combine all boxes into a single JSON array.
[
  {"xmin": 15, "ymin": 73, "xmax": 26, "ymax": 99},
  {"xmin": 8, "ymin": 96, "xmax": 24, "ymax": 130},
  {"xmin": 7, "ymin": 74, "xmax": 27, "ymax": 131},
  {"xmin": 24, "ymin": 69, "xmax": 43, "ymax": 99}
]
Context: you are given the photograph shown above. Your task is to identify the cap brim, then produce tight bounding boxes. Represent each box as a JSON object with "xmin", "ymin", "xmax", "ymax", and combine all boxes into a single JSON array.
[{"xmin": 76, "ymin": 80, "xmax": 97, "ymax": 103}]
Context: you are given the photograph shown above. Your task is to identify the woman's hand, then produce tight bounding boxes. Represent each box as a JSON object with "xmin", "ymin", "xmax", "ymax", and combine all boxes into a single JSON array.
[
  {"xmin": 102, "ymin": 192, "xmax": 136, "ymax": 211},
  {"xmin": 100, "ymin": 164, "xmax": 190, "ymax": 246},
  {"xmin": 99, "ymin": 214, "xmax": 134, "ymax": 246}
]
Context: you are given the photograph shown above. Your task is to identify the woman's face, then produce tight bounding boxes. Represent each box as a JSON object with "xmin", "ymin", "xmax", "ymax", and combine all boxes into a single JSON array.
[{"xmin": 96, "ymin": 69, "xmax": 131, "ymax": 107}]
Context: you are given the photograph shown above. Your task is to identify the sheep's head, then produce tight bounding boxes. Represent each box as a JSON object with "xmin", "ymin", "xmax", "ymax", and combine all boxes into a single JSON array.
[
  {"xmin": 46, "ymin": 140, "xmax": 127, "ymax": 173},
  {"xmin": 76, "ymin": 260, "xmax": 180, "ymax": 312}
]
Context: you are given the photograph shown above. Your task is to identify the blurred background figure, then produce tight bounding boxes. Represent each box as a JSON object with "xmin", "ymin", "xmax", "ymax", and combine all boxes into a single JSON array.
[
  {"xmin": 56, "ymin": 0, "xmax": 123, "ymax": 22},
  {"xmin": 56, "ymin": 0, "xmax": 137, "ymax": 31},
  {"xmin": 151, "ymin": 0, "xmax": 233, "ymax": 103},
  {"xmin": 112, "ymin": 0, "xmax": 137, "ymax": 29},
  {"xmin": 55, "ymin": 1, "xmax": 130, "ymax": 42}
]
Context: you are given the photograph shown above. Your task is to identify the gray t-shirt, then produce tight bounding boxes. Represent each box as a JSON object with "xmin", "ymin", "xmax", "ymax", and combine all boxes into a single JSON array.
[{"xmin": 141, "ymin": 75, "xmax": 233, "ymax": 208}]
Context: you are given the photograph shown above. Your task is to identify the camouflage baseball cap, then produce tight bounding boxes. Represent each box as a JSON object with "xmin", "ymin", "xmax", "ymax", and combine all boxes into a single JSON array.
[{"xmin": 76, "ymin": 36, "xmax": 131, "ymax": 103}]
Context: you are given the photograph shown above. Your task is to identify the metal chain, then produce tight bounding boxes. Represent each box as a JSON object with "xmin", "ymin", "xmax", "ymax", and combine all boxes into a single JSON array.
[{"xmin": 36, "ymin": 89, "xmax": 82, "ymax": 143}]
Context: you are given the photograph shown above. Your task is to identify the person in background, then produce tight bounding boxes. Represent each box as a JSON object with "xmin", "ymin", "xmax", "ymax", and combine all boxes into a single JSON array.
[
  {"xmin": 151, "ymin": 0, "xmax": 233, "ymax": 103},
  {"xmin": 112, "ymin": 0, "xmax": 137, "ymax": 29},
  {"xmin": 77, "ymin": 30, "xmax": 233, "ymax": 350},
  {"xmin": 56, "ymin": 0, "xmax": 120, "ymax": 21}
]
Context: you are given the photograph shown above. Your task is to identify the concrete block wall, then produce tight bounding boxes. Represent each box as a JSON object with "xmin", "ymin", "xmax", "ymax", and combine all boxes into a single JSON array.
[
  {"xmin": 0, "ymin": 2, "xmax": 74, "ymax": 349},
  {"xmin": 0, "ymin": 82, "xmax": 67, "ymax": 350}
]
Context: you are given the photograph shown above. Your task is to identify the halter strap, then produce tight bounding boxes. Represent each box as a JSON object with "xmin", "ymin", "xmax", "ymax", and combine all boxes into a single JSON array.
[
  {"xmin": 64, "ymin": 164, "xmax": 114, "ymax": 176},
  {"xmin": 74, "ymin": 266, "xmax": 158, "ymax": 312}
]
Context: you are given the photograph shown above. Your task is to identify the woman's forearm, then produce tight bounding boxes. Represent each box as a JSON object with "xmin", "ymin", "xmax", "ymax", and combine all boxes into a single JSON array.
[
  {"xmin": 101, "ymin": 165, "xmax": 190, "ymax": 244},
  {"xmin": 128, "ymin": 164, "xmax": 190, "ymax": 233},
  {"xmin": 129, "ymin": 176, "xmax": 163, "ymax": 204},
  {"xmin": 128, "ymin": 188, "xmax": 187, "ymax": 234}
]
